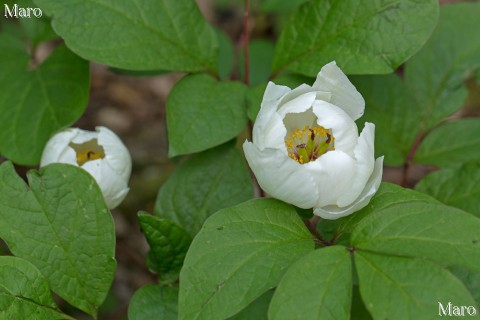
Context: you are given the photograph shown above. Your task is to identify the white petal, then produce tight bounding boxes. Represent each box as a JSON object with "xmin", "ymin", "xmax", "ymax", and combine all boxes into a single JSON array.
[
  {"xmin": 243, "ymin": 141, "xmax": 318, "ymax": 209},
  {"xmin": 278, "ymin": 83, "xmax": 331, "ymax": 107},
  {"xmin": 337, "ymin": 123, "xmax": 376, "ymax": 207},
  {"xmin": 303, "ymin": 150, "xmax": 356, "ymax": 207},
  {"xmin": 70, "ymin": 128, "xmax": 99, "ymax": 144},
  {"xmin": 82, "ymin": 159, "xmax": 130, "ymax": 209},
  {"xmin": 40, "ymin": 128, "xmax": 79, "ymax": 167},
  {"xmin": 97, "ymin": 126, "xmax": 132, "ymax": 182},
  {"xmin": 277, "ymin": 91, "xmax": 317, "ymax": 119},
  {"xmin": 313, "ymin": 156, "xmax": 384, "ymax": 220},
  {"xmin": 312, "ymin": 61, "xmax": 365, "ymax": 121},
  {"xmin": 312, "ymin": 100, "xmax": 358, "ymax": 155},
  {"xmin": 252, "ymin": 82, "xmax": 291, "ymax": 150}
]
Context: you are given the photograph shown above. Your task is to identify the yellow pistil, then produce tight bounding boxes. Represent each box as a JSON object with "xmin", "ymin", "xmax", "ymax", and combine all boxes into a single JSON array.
[
  {"xmin": 285, "ymin": 125, "xmax": 335, "ymax": 164},
  {"xmin": 69, "ymin": 139, "xmax": 106, "ymax": 166}
]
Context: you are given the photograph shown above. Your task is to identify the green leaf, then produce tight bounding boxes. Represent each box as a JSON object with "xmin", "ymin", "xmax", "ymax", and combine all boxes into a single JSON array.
[
  {"xmin": 405, "ymin": 3, "xmax": 480, "ymax": 130},
  {"xmin": 228, "ymin": 290, "xmax": 273, "ymax": 320},
  {"xmin": 35, "ymin": 0, "xmax": 218, "ymax": 72},
  {"xmin": 0, "ymin": 162, "xmax": 116, "ymax": 317},
  {"xmin": 0, "ymin": 256, "xmax": 70, "ymax": 320},
  {"xmin": 414, "ymin": 119, "xmax": 480, "ymax": 168},
  {"xmin": 355, "ymin": 251, "xmax": 477, "ymax": 320},
  {"xmin": 138, "ymin": 212, "xmax": 192, "ymax": 274},
  {"xmin": 167, "ymin": 74, "xmax": 247, "ymax": 157},
  {"xmin": 18, "ymin": 0, "xmax": 57, "ymax": 46},
  {"xmin": 239, "ymin": 40, "xmax": 275, "ymax": 86},
  {"xmin": 351, "ymin": 74, "xmax": 418, "ymax": 166},
  {"xmin": 339, "ymin": 182, "xmax": 438, "ymax": 234},
  {"xmin": 260, "ymin": 0, "xmax": 309, "ymax": 13},
  {"xmin": 178, "ymin": 198, "xmax": 315, "ymax": 320},
  {"xmin": 128, "ymin": 285, "xmax": 178, "ymax": 320},
  {"xmin": 449, "ymin": 266, "xmax": 480, "ymax": 306},
  {"xmin": 269, "ymin": 246, "xmax": 352, "ymax": 320},
  {"xmin": 155, "ymin": 142, "xmax": 253, "ymax": 236},
  {"xmin": 0, "ymin": 34, "xmax": 89, "ymax": 165},
  {"xmin": 350, "ymin": 201, "xmax": 480, "ymax": 273},
  {"xmin": 415, "ymin": 163, "xmax": 480, "ymax": 217},
  {"xmin": 217, "ymin": 29, "xmax": 234, "ymax": 80},
  {"xmin": 272, "ymin": 0, "xmax": 439, "ymax": 76}
]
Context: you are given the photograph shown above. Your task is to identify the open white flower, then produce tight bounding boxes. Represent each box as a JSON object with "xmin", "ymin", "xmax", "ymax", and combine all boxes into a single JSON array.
[
  {"xmin": 243, "ymin": 61, "xmax": 383, "ymax": 219},
  {"xmin": 40, "ymin": 126, "xmax": 132, "ymax": 209}
]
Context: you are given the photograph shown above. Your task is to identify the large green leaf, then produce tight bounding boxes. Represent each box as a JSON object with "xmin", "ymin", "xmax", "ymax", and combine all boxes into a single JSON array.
[
  {"xmin": 350, "ymin": 201, "xmax": 480, "ymax": 273},
  {"xmin": 228, "ymin": 290, "xmax": 273, "ymax": 320},
  {"xmin": 339, "ymin": 182, "xmax": 438, "ymax": 234},
  {"xmin": 355, "ymin": 251, "xmax": 477, "ymax": 320},
  {"xmin": 351, "ymin": 74, "xmax": 418, "ymax": 166},
  {"xmin": 167, "ymin": 74, "xmax": 247, "ymax": 157},
  {"xmin": 138, "ymin": 212, "xmax": 192, "ymax": 274},
  {"xmin": 155, "ymin": 143, "xmax": 253, "ymax": 236},
  {"xmin": 272, "ymin": 0, "xmax": 439, "ymax": 76},
  {"xmin": 0, "ymin": 256, "xmax": 70, "ymax": 320},
  {"xmin": 405, "ymin": 3, "xmax": 480, "ymax": 130},
  {"xmin": 128, "ymin": 285, "xmax": 178, "ymax": 320},
  {"xmin": 0, "ymin": 34, "xmax": 89, "ymax": 165},
  {"xmin": 178, "ymin": 198, "xmax": 315, "ymax": 320},
  {"xmin": 0, "ymin": 162, "xmax": 116, "ymax": 317},
  {"xmin": 415, "ymin": 163, "xmax": 480, "ymax": 217},
  {"xmin": 35, "ymin": 0, "xmax": 218, "ymax": 72},
  {"xmin": 269, "ymin": 246, "xmax": 352, "ymax": 320},
  {"xmin": 155, "ymin": 142, "xmax": 253, "ymax": 236},
  {"xmin": 414, "ymin": 119, "xmax": 480, "ymax": 168}
]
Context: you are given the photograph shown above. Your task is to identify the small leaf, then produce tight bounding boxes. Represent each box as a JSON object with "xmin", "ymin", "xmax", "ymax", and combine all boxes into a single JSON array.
[
  {"xmin": 350, "ymin": 201, "xmax": 480, "ymax": 273},
  {"xmin": 178, "ymin": 198, "xmax": 315, "ymax": 320},
  {"xmin": 355, "ymin": 251, "xmax": 477, "ymax": 320},
  {"xmin": 0, "ymin": 256, "xmax": 70, "ymax": 319},
  {"xmin": 414, "ymin": 119, "xmax": 480, "ymax": 168},
  {"xmin": 260, "ymin": 0, "xmax": 309, "ymax": 13},
  {"xmin": 228, "ymin": 290, "xmax": 273, "ymax": 320},
  {"xmin": 138, "ymin": 212, "xmax": 192, "ymax": 274},
  {"xmin": 415, "ymin": 163, "xmax": 480, "ymax": 217},
  {"xmin": 155, "ymin": 142, "xmax": 253, "ymax": 236},
  {"xmin": 0, "ymin": 162, "xmax": 116, "ymax": 317},
  {"xmin": 272, "ymin": 0, "xmax": 439, "ymax": 76},
  {"xmin": 351, "ymin": 74, "xmax": 418, "ymax": 166},
  {"xmin": 269, "ymin": 246, "xmax": 352, "ymax": 320},
  {"xmin": 35, "ymin": 0, "xmax": 218, "ymax": 72},
  {"xmin": 449, "ymin": 266, "xmax": 480, "ymax": 306},
  {"xmin": 167, "ymin": 74, "xmax": 247, "ymax": 157},
  {"xmin": 0, "ymin": 34, "xmax": 89, "ymax": 165},
  {"xmin": 405, "ymin": 3, "xmax": 480, "ymax": 130},
  {"xmin": 128, "ymin": 285, "xmax": 178, "ymax": 320},
  {"xmin": 239, "ymin": 40, "xmax": 275, "ymax": 86},
  {"xmin": 217, "ymin": 29, "xmax": 234, "ymax": 80}
]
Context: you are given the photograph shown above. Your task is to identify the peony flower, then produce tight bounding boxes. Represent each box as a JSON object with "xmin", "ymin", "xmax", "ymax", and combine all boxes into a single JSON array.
[
  {"xmin": 243, "ymin": 61, "xmax": 383, "ymax": 219},
  {"xmin": 40, "ymin": 126, "xmax": 132, "ymax": 209}
]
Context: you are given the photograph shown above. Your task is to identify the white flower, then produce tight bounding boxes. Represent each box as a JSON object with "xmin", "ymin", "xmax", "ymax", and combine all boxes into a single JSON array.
[
  {"xmin": 40, "ymin": 126, "xmax": 132, "ymax": 209},
  {"xmin": 243, "ymin": 61, "xmax": 383, "ymax": 219}
]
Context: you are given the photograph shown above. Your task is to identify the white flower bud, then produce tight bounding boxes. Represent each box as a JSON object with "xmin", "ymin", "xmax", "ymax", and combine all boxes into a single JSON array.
[
  {"xmin": 40, "ymin": 126, "xmax": 132, "ymax": 209},
  {"xmin": 243, "ymin": 61, "xmax": 384, "ymax": 219}
]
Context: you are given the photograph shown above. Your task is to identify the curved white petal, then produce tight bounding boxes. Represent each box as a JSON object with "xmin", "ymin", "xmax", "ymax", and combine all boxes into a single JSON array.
[
  {"xmin": 82, "ymin": 159, "xmax": 130, "ymax": 209},
  {"xmin": 312, "ymin": 61, "xmax": 365, "ymax": 121},
  {"xmin": 312, "ymin": 100, "xmax": 358, "ymax": 155},
  {"xmin": 304, "ymin": 150, "xmax": 356, "ymax": 207},
  {"xmin": 40, "ymin": 128, "xmax": 79, "ymax": 167},
  {"xmin": 278, "ymin": 83, "xmax": 331, "ymax": 107},
  {"xmin": 337, "ymin": 123, "xmax": 376, "ymax": 207},
  {"xmin": 97, "ymin": 126, "xmax": 132, "ymax": 182},
  {"xmin": 253, "ymin": 82, "xmax": 291, "ymax": 150},
  {"xmin": 70, "ymin": 128, "xmax": 99, "ymax": 144},
  {"xmin": 243, "ymin": 141, "xmax": 318, "ymax": 209},
  {"xmin": 277, "ymin": 91, "xmax": 317, "ymax": 118},
  {"xmin": 314, "ymin": 156, "xmax": 384, "ymax": 220}
]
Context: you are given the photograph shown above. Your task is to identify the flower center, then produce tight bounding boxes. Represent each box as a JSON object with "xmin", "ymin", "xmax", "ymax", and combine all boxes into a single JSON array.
[
  {"xmin": 285, "ymin": 125, "xmax": 335, "ymax": 164},
  {"xmin": 69, "ymin": 139, "xmax": 106, "ymax": 166}
]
